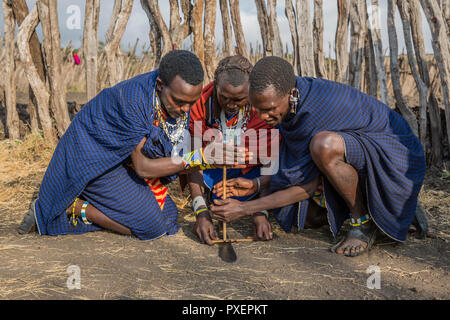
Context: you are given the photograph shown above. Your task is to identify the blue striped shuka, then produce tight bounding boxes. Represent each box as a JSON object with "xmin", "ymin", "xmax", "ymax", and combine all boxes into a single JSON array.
[
  {"xmin": 270, "ymin": 77, "xmax": 426, "ymax": 242},
  {"xmin": 33, "ymin": 70, "xmax": 183, "ymax": 240}
]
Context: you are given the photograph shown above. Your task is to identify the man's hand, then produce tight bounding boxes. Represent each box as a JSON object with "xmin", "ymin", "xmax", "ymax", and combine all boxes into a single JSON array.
[
  {"xmin": 203, "ymin": 140, "xmax": 253, "ymax": 168},
  {"xmin": 252, "ymin": 213, "xmax": 273, "ymax": 241},
  {"xmin": 193, "ymin": 211, "xmax": 218, "ymax": 245},
  {"xmin": 210, "ymin": 198, "xmax": 248, "ymax": 223},
  {"xmin": 213, "ymin": 177, "xmax": 257, "ymax": 198}
]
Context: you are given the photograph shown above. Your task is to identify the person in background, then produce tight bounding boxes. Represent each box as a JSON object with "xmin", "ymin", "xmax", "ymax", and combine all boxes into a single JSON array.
[{"xmin": 73, "ymin": 50, "xmax": 81, "ymax": 67}]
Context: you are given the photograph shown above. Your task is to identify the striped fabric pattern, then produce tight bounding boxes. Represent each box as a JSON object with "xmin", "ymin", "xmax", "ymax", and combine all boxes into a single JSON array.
[
  {"xmin": 270, "ymin": 77, "xmax": 426, "ymax": 242},
  {"xmin": 33, "ymin": 70, "xmax": 180, "ymax": 240},
  {"xmin": 145, "ymin": 178, "xmax": 168, "ymax": 211}
]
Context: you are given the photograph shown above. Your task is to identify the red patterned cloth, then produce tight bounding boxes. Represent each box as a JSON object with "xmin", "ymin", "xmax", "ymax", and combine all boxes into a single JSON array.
[{"xmin": 145, "ymin": 104, "xmax": 169, "ymax": 210}]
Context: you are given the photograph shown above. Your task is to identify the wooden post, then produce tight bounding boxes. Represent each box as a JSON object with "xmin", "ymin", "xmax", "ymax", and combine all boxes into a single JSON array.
[
  {"xmin": 83, "ymin": 0, "xmax": 100, "ymax": 101},
  {"xmin": 37, "ymin": 0, "xmax": 71, "ymax": 137},
  {"xmin": 397, "ymin": 1, "xmax": 429, "ymax": 151},
  {"xmin": 364, "ymin": 26, "xmax": 378, "ymax": 97},
  {"xmin": 2, "ymin": 0, "xmax": 20, "ymax": 140},
  {"xmin": 369, "ymin": 0, "xmax": 389, "ymax": 106},
  {"xmin": 285, "ymin": 0, "xmax": 299, "ymax": 74},
  {"xmin": 104, "ymin": 0, "xmax": 133, "ymax": 86},
  {"xmin": 268, "ymin": 0, "xmax": 283, "ymax": 57},
  {"xmin": 229, "ymin": 0, "xmax": 248, "ymax": 58},
  {"xmin": 10, "ymin": 0, "xmax": 45, "ymax": 134},
  {"xmin": 192, "ymin": 0, "xmax": 205, "ymax": 72},
  {"xmin": 442, "ymin": 0, "xmax": 450, "ymax": 39},
  {"xmin": 255, "ymin": 0, "xmax": 272, "ymax": 56},
  {"xmin": 420, "ymin": 0, "xmax": 450, "ymax": 155},
  {"xmin": 140, "ymin": 0, "xmax": 162, "ymax": 65},
  {"xmin": 220, "ymin": 0, "xmax": 234, "ymax": 57},
  {"xmin": 335, "ymin": 0, "xmax": 350, "ymax": 83},
  {"xmin": 296, "ymin": 0, "xmax": 316, "ymax": 77},
  {"xmin": 17, "ymin": 4, "xmax": 56, "ymax": 144},
  {"xmin": 204, "ymin": 0, "xmax": 217, "ymax": 82},
  {"xmin": 348, "ymin": 0, "xmax": 367, "ymax": 90},
  {"xmin": 410, "ymin": 0, "xmax": 442, "ymax": 166},
  {"xmin": 387, "ymin": 0, "xmax": 419, "ymax": 137},
  {"xmin": 313, "ymin": 0, "xmax": 326, "ymax": 78},
  {"xmin": 167, "ymin": 0, "xmax": 193, "ymax": 50},
  {"xmin": 105, "ymin": 0, "xmax": 122, "ymax": 43}
]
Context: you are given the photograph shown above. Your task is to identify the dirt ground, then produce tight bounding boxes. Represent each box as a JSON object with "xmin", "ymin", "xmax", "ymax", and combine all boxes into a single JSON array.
[{"xmin": 0, "ymin": 131, "xmax": 449, "ymax": 300}]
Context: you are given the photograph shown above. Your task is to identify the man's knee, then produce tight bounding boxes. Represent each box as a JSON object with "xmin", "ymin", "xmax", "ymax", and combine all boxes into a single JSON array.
[{"xmin": 309, "ymin": 131, "xmax": 345, "ymax": 168}]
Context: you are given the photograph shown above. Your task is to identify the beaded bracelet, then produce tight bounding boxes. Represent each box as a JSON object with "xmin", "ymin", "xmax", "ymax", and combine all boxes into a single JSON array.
[
  {"xmin": 349, "ymin": 214, "xmax": 370, "ymax": 227},
  {"xmin": 72, "ymin": 198, "xmax": 79, "ymax": 226},
  {"xmin": 182, "ymin": 148, "xmax": 215, "ymax": 170},
  {"xmin": 194, "ymin": 207, "xmax": 209, "ymax": 217},
  {"xmin": 80, "ymin": 201, "xmax": 92, "ymax": 225}
]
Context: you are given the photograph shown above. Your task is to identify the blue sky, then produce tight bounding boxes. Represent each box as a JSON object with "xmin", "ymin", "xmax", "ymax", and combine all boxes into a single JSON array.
[{"xmin": 1, "ymin": 0, "xmax": 433, "ymax": 58}]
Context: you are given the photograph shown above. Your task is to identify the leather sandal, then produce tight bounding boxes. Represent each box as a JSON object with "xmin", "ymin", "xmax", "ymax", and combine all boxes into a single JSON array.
[{"xmin": 330, "ymin": 219, "xmax": 378, "ymax": 257}]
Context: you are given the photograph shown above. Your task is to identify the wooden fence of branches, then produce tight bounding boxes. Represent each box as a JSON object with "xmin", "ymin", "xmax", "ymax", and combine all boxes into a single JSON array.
[{"xmin": 0, "ymin": 0, "xmax": 449, "ymax": 167}]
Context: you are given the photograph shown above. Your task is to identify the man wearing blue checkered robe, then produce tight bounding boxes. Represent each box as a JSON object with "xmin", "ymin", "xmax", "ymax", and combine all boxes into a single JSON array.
[
  {"xmin": 271, "ymin": 76, "xmax": 426, "ymax": 243},
  {"xmin": 22, "ymin": 51, "xmax": 205, "ymax": 240},
  {"xmin": 210, "ymin": 57, "xmax": 427, "ymax": 256}
]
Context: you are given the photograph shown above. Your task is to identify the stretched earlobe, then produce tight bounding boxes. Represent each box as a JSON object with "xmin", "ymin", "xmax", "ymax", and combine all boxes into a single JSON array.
[
  {"xmin": 156, "ymin": 78, "xmax": 163, "ymax": 93},
  {"xmin": 289, "ymin": 88, "xmax": 299, "ymax": 114}
]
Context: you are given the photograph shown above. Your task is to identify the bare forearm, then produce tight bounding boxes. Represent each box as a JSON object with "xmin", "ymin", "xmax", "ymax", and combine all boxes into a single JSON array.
[
  {"xmin": 187, "ymin": 171, "xmax": 205, "ymax": 199},
  {"xmin": 133, "ymin": 156, "xmax": 186, "ymax": 179},
  {"xmin": 243, "ymin": 177, "xmax": 320, "ymax": 215},
  {"xmin": 131, "ymin": 137, "xmax": 200, "ymax": 179}
]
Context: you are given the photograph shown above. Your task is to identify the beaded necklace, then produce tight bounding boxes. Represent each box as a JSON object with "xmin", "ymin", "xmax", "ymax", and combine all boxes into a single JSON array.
[
  {"xmin": 219, "ymin": 104, "xmax": 251, "ymax": 145},
  {"xmin": 153, "ymin": 89, "xmax": 188, "ymax": 148}
]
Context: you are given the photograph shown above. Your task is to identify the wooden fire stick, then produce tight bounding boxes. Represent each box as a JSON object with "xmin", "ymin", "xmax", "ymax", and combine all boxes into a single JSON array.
[
  {"xmin": 211, "ymin": 166, "xmax": 258, "ymax": 244},
  {"xmin": 223, "ymin": 166, "xmax": 227, "ymax": 241}
]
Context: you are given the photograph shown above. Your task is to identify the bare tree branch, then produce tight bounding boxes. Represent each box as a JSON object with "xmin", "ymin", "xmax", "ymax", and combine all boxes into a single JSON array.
[
  {"xmin": 387, "ymin": 0, "xmax": 419, "ymax": 136},
  {"xmin": 17, "ymin": 4, "xmax": 56, "ymax": 143},
  {"xmin": 2, "ymin": 0, "xmax": 19, "ymax": 139}
]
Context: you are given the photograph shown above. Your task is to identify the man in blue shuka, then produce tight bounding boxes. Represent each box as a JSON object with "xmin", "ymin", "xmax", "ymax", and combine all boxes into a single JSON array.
[
  {"xmin": 18, "ymin": 50, "xmax": 247, "ymax": 240},
  {"xmin": 211, "ymin": 56, "xmax": 427, "ymax": 257}
]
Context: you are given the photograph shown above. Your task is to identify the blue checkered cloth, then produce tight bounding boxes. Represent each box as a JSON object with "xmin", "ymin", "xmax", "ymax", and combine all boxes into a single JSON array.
[
  {"xmin": 270, "ymin": 77, "xmax": 426, "ymax": 242},
  {"xmin": 34, "ymin": 70, "xmax": 181, "ymax": 240}
]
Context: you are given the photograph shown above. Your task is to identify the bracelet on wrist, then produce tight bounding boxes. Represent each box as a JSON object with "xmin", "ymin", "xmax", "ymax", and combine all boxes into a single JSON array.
[
  {"xmin": 253, "ymin": 210, "xmax": 269, "ymax": 219},
  {"xmin": 182, "ymin": 148, "xmax": 215, "ymax": 170},
  {"xmin": 255, "ymin": 177, "xmax": 261, "ymax": 194},
  {"xmin": 194, "ymin": 207, "xmax": 209, "ymax": 217},
  {"xmin": 80, "ymin": 201, "xmax": 92, "ymax": 225}
]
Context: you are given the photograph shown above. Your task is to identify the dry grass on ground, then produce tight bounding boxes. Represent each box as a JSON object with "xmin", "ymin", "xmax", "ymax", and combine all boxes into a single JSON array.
[{"xmin": 0, "ymin": 134, "xmax": 449, "ymax": 300}]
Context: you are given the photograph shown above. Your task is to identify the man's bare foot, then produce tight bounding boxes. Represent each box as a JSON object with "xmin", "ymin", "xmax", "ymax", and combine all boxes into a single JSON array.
[
  {"xmin": 331, "ymin": 221, "xmax": 378, "ymax": 257},
  {"xmin": 334, "ymin": 235, "xmax": 368, "ymax": 256}
]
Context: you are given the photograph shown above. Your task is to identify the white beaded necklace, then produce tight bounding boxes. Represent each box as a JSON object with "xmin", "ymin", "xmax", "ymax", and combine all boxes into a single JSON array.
[{"xmin": 153, "ymin": 90, "xmax": 188, "ymax": 148}]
